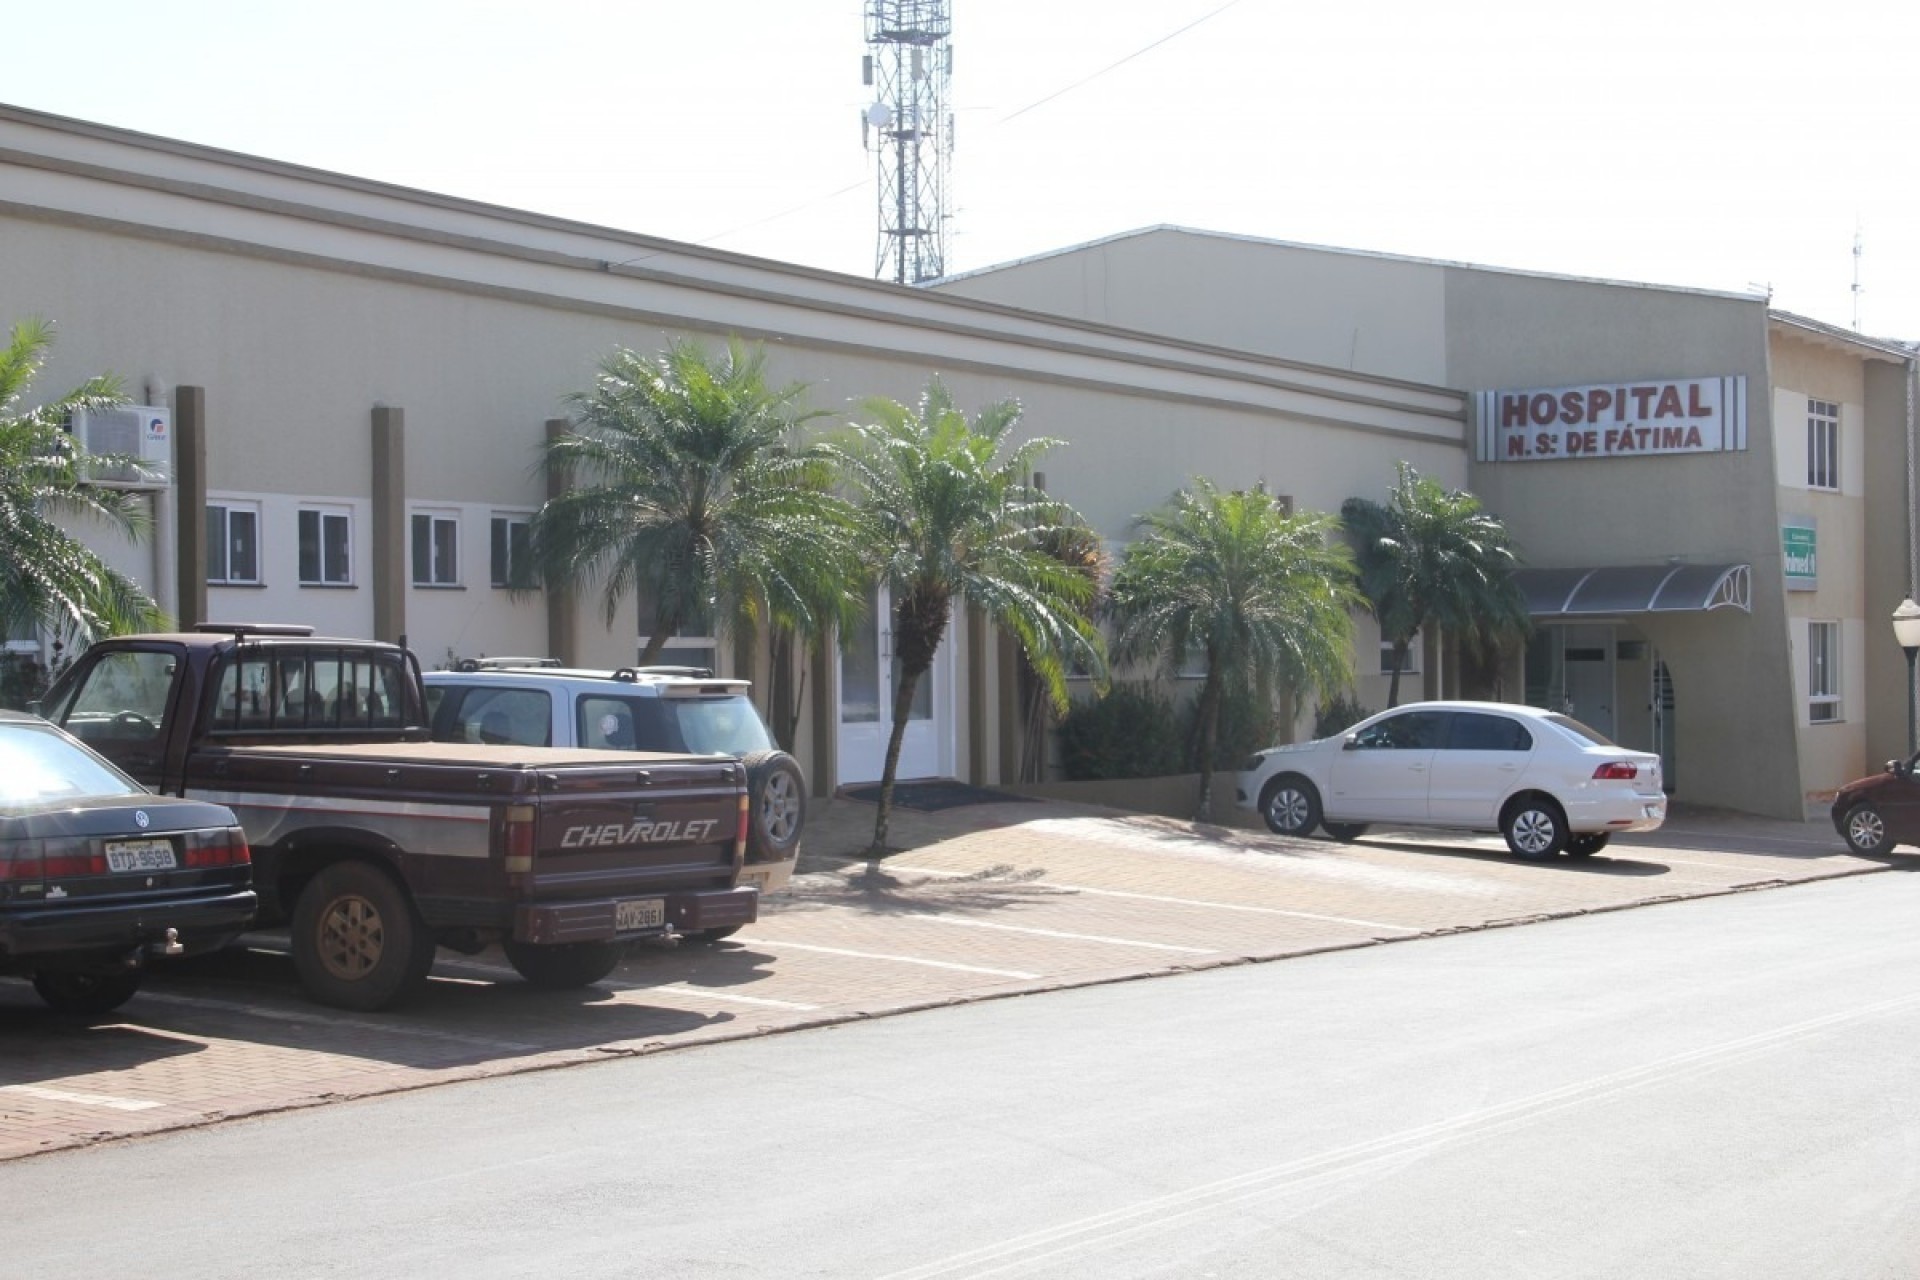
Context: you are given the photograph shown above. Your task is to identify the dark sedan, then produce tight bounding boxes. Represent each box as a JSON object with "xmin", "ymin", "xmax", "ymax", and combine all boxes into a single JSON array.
[
  {"xmin": 0, "ymin": 711, "xmax": 256, "ymax": 1014},
  {"xmin": 1831, "ymin": 753, "xmax": 1920, "ymax": 856}
]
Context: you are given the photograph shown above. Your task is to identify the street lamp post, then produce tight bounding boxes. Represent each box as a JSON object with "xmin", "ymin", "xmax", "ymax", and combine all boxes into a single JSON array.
[{"xmin": 1893, "ymin": 598, "xmax": 1920, "ymax": 763}]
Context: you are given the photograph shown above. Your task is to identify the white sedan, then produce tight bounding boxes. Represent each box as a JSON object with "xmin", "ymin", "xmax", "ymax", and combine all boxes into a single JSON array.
[{"xmin": 1235, "ymin": 700, "xmax": 1666, "ymax": 858}]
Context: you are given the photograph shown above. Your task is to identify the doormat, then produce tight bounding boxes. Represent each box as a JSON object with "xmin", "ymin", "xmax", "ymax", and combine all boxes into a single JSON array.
[{"xmin": 837, "ymin": 781, "xmax": 1038, "ymax": 813}]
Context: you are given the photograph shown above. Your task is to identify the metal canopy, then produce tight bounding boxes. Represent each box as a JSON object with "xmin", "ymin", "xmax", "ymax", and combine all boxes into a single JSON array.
[{"xmin": 1515, "ymin": 563, "xmax": 1751, "ymax": 617}]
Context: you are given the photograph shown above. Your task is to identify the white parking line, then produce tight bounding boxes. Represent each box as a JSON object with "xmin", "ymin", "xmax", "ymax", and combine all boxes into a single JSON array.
[
  {"xmin": 0, "ymin": 1084, "xmax": 162, "ymax": 1112},
  {"xmin": 886, "ymin": 865, "xmax": 1419, "ymax": 934},
  {"xmin": 641, "ymin": 984, "xmax": 820, "ymax": 1011},
  {"xmin": 735, "ymin": 937, "xmax": 1040, "ymax": 980},
  {"xmin": 133, "ymin": 990, "xmax": 541, "ymax": 1052},
  {"xmin": 914, "ymin": 915, "xmax": 1214, "ymax": 954}
]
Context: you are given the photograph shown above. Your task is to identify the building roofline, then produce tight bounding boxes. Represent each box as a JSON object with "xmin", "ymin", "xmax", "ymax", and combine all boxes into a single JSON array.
[
  {"xmin": 1767, "ymin": 309, "xmax": 1917, "ymax": 363},
  {"xmin": 937, "ymin": 223, "xmax": 1772, "ymax": 309}
]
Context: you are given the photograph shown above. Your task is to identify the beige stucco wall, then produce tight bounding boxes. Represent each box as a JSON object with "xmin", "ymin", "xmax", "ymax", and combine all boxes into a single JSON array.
[
  {"xmin": 944, "ymin": 231, "xmax": 1879, "ymax": 818},
  {"xmin": 0, "ymin": 107, "xmax": 1467, "ymax": 796},
  {"xmin": 938, "ymin": 230, "xmax": 1451, "ymax": 385}
]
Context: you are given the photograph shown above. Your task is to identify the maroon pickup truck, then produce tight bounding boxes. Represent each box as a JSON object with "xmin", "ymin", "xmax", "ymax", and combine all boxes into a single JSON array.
[{"xmin": 35, "ymin": 624, "xmax": 757, "ymax": 1010}]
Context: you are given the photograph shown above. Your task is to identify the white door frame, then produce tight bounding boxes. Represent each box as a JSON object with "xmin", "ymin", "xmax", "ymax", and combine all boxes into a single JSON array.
[{"xmin": 836, "ymin": 583, "xmax": 955, "ymax": 785}]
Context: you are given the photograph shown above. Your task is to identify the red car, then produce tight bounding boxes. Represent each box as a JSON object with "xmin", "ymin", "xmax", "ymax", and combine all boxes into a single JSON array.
[{"xmin": 1831, "ymin": 754, "xmax": 1920, "ymax": 855}]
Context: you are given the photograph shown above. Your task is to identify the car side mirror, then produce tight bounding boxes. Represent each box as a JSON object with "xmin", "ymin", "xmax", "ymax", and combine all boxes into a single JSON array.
[
  {"xmin": 1889, "ymin": 758, "xmax": 1908, "ymax": 777},
  {"xmin": 1342, "ymin": 734, "xmax": 1359, "ymax": 750},
  {"xmin": 24, "ymin": 699, "xmax": 41, "ymax": 718}
]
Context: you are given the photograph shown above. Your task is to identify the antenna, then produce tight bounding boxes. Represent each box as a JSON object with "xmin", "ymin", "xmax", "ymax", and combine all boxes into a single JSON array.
[
  {"xmin": 1853, "ymin": 220, "xmax": 1865, "ymax": 332},
  {"xmin": 861, "ymin": 1, "xmax": 954, "ymax": 285}
]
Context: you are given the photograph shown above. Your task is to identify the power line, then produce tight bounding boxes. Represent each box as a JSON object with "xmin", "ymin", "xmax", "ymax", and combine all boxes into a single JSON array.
[{"xmin": 999, "ymin": 0, "xmax": 1247, "ymax": 123}]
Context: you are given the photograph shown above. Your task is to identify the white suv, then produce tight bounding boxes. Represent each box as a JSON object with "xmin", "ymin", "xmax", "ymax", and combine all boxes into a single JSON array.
[{"xmin": 423, "ymin": 662, "xmax": 805, "ymax": 919}]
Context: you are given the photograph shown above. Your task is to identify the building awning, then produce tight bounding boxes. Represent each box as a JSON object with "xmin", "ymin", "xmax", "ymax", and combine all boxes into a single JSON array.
[{"xmin": 1515, "ymin": 563, "xmax": 1751, "ymax": 617}]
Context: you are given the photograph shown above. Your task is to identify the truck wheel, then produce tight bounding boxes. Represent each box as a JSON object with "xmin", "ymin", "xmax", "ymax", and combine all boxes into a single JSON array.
[
  {"xmin": 292, "ymin": 861, "xmax": 438, "ymax": 1011},
  {"xmin": 33, "ymin": 970, "xmax": 141, "ymax": 1016},
  {"xmin": 502, "ymin": 940, "xmax": 625, "ymax": 989},
  {"xmin": 741, "ymin": 750, "xmax": 806, "ymax": 863}
]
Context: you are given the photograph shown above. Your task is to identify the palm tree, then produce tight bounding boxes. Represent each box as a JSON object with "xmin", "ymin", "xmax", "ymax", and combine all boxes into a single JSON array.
[
  {"xmin": 0, "ymin": 317, "xmax": 165, "ymax": 650},
  {"xmin": 530, "ymin": 338, "xmax": 864, "ymax": 678},
  {"xmin": 1107, "ymin": 479, "xmax": 1359, "ymax": 822},
  {"xmin": 1341, "ymin": 461, "xmax": 1531, "ymax": 707},
  {"xmin": 832, "ymin": 378, "xmax": 1107, "ymax": 854}
]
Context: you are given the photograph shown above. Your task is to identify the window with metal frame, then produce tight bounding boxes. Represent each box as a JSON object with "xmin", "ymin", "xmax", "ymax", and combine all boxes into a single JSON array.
[
  {"xmin": 297, "ymin": 507, "xmax": 352, "ymax": 586},
  {"xmin": 490, "ymin": 514, "xmax": 533, "ymax": 589},
  {"xmin": 1808, "ymin": 620, "xmax": 1841, "ymax": 723},
  {"xmin": 1806, "ymin": 399, "xmax": 1839, "ymax": 491},
  {"xmin": 411, "ymin": 511, "xmax": 460, "ymax": 587},
  {"xmin": 207, "ymin": 501, "xmax": 261, "ymax": 585}
]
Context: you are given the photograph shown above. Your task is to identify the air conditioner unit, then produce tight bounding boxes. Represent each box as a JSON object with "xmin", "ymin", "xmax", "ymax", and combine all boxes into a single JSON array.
[{"xmin": 69, "ymin": 405, "xmax": 172, "ymax": 489}]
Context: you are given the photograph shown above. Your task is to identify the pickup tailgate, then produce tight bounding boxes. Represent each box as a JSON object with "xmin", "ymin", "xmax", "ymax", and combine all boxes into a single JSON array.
[{"xmin": 520, "ymin": 753, "xmax": 752, "ymax": 941}]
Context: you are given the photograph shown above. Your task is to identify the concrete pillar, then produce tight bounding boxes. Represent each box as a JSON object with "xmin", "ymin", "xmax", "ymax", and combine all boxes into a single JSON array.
[
  {"xmin": 371, "ymin": 407, "xmax": 405, "ymax": 644},
  {"xmin": 543, "ymin": 418, "xmax": 577, "ymax": 665},
  {"xmin": 172, "ymin": 386, "xmax": 208, "ymax": 629}
]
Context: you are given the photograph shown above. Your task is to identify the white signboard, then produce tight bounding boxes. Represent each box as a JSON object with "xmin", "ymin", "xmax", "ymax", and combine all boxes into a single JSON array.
[{"xmin": 1475, "ymin": 376, "xmax": 1747, "ymax": 462}]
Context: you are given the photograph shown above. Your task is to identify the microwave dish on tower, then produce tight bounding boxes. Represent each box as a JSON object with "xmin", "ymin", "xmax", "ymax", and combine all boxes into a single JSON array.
[{"xmin": 861, "ymin": 1, "xmax": 953, "ymax": 284}]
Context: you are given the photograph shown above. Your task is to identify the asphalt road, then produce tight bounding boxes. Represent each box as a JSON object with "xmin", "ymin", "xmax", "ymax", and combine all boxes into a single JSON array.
[{"xmin": 7, "ymin": 867, "xmax": 1918, "ymax": 1278}]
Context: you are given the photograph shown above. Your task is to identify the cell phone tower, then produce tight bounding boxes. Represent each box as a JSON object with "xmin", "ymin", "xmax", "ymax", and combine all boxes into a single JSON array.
[{"xmin": 860, "ymin": 0, "xmax": 953, "ymax": 285}]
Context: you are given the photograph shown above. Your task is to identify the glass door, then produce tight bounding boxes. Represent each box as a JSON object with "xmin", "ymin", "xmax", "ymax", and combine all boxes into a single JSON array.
[{"xmin": 837, "ymin": 583, "xmax": 950, "ymax": 784}]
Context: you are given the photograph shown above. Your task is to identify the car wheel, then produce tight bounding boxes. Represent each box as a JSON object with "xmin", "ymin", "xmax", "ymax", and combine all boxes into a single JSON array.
[
  {"xmin": 1502, "ymin": 796, "xmax": 1568, "ymax": 859},
  {"xmin": 1843, "ymin": 803, "xmax": 1894, "ymax": 856},
  {"xmin": 32, "ymin": 970, "xmax": 141, "ymax": 1016},
  {"xmin": 1566, "ymin": 832, "xmax": 1611, "ymax": 858},
  {"xmin": 741, "ymin": 750, "xmax": 806, "ymax": 863},
  {"xmin": 502, "ymin": 940, "xmax": 626, "ymax": 989},
  {"xmin": 291, "ymin": 861, "xmax": 438, "ymax": 1011},
  {"xmin": 1322, "ymin": 822, "xmax": 1370, "ymax": 843},
  {"xmin": 1260, "ymin": 775, "xmax": 1322, "ymax": 837}
]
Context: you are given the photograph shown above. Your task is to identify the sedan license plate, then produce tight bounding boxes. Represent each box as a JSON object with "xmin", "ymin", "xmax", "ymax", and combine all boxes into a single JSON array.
[
  {"xmin": 104, "ymin": 839, "xmax": 176, "ymax": 872},
  {"xmin": 615, "ymin": 897, "xmax": 665, "ymax": 932}
]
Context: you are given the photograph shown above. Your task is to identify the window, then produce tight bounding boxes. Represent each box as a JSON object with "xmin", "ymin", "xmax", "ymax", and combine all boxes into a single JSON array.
[
  {"xmin": 1807, "ymin": 399, "xmax": 1839, "ymax": 490},
  {"xmin": 1380, "ymin": 631, "xmax": 1422, "ymax": 675},
  {"xmin": 297, "ymin": 507, "xmax": 352, "ymax": 586},
  {"xmin": 1808, "ymin": 621, "xmax": 1840, "ymax": 723},
  {"xmin": 1349, "ymin": 710, "xmax": 1444, "ymax": 750},
  {"xmin": 411, "ymin": 511, "xmax": 460, "ymax": 587},
  {"xmin": 1446, "ymin": 712, "xmax": 1533, "ymax": 752},
  {"xmin": 491, "ymin": 514, "xmax": 533, "ymax": 589},
  {"xmin": 636, "ymin": 594, "xmax": 715, "ymax": 670},
  {"xmin": 206, "ymin": 501, "xmax": 260, "ymax": 585}
]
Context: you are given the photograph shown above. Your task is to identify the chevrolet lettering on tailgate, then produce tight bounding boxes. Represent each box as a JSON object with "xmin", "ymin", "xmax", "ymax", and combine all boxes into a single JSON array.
[{"xmin": 562, "ymin": 817, "xmax": 722, "ymax": 848}]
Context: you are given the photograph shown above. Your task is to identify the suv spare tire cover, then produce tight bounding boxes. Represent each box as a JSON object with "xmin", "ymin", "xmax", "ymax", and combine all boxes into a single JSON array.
[{"xmin": 740, "ymin": 749, "xmax": 806, "ymax": 862}]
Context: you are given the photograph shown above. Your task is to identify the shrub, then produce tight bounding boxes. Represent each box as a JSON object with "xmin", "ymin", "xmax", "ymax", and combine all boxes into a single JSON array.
[
  {"xmin": 1055, "ymin": 683, "xmax": 1184, "ymax": 780},
  {"xmin": 1187, "ymin": 680, "xmax": 1285, "ymax": 771},
  {"xmin": 1313, "ymin": 690, "xmax": 1373, "ymax": 739}
]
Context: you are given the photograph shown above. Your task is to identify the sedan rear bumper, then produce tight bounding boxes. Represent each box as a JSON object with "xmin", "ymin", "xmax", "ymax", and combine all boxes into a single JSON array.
[{"xmin": 0, "ymin": 888, "xmax": 259, "ymax": 961}]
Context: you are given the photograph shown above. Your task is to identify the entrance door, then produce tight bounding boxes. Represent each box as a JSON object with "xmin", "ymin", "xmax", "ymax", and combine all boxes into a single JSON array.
[
  {"xmin": 1562, "ymin": 624, "xmax": 1617, "ymax": 740},
  {"xmin": 837, "ymin": 583, "xmax": 952, "ymax": 784},
  {"xmin": 1652, "ymin": 656, "xmax": 1676, "ymax": 792}
]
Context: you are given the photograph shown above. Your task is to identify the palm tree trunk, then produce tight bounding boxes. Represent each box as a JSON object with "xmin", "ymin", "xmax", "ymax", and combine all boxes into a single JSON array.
[
  {"xmin": 868, "ymin": 666, "xmax": 922, "ymax": 855},
  {"xmin": 1388, "ymin": 639, "xmax": 1409, "ymax": 707},
  {"xmin": 1192, "ymin": 664, "xmax": 1222, "ymax": 822}
]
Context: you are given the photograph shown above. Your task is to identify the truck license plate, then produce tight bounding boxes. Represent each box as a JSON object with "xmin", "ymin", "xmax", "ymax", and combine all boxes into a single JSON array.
[
  {"xmin": 105, "ymin": 839, "xmax": 176, "ymax": 872},
  {"xmin": 615, "ymin": 898, "xmax": 665, "ymax": 932}
]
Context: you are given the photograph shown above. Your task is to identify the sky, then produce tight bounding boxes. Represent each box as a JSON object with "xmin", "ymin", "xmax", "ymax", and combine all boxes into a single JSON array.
[{"xmin": 9, "ymin": 0, "xmax": 1920, "ymax": 340}]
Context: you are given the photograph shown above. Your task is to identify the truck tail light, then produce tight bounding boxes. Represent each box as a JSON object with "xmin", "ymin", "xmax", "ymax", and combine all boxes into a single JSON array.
[
  {"xmin": 503, "ymin": 805, "xmax": 537, "ymax": 875},
  {"xmin": 184, "ymin": 826, "xmax": 252, "ymax": 868},
  {"xmin": 1592, "ymin": 762, "xmax": 1640, "ymax": 781},
  {"xmin": 736, "ymin": 791, "xmax": 749, "ymax": 860}
]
